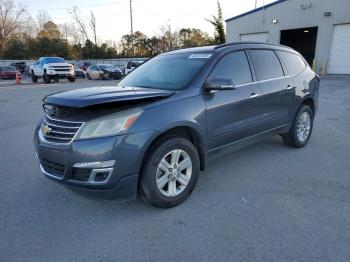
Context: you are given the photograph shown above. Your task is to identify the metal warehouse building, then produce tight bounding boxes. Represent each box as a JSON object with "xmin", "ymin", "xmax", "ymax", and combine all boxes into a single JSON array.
[{"xmin": 225, "ymin": 0, "xmax": 350, "ymax": 74}]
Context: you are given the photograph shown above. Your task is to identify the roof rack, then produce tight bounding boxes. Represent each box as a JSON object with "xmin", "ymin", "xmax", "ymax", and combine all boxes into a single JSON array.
[{"xmin": 214, "ymin": 41, "xmax": 293, "ymax": 50}]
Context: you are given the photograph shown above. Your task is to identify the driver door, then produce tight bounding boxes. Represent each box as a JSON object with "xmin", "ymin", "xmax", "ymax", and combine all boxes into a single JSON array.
[
  {"xmin": 34, "ymin": 59, "xmax": 43, "ymax": 75},
  {"xmin": 205, "ymin": 51, "xmax": 265, "ymax": 150}
]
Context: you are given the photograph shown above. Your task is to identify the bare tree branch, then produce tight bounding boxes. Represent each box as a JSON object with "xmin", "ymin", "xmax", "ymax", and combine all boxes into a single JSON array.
[
  {"xmin": 0, "ymin": 0, "xmax": 27, "ymax": 56},
  {"xmin": 88, "ymin": 10, "xmax": 97, "ymax": 45},
  {"xmin": 69, "ymin": 6, "xmax": 89, "ymax": 43}
]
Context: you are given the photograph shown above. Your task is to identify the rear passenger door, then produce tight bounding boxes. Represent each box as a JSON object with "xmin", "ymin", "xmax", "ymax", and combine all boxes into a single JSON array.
[
  {"xmin": 205, "ymin": 51, "xmax": 265, "ymax": 150},
  {"xmin": 248, "ymin": 49, "xmax": 294, "ymax": 130},
  {"xmin": 90, "ymin": 65, "xmax": 99, "ymax": 79},
  {"xmin": 276, "ymin": 50, "xmax": 308, "ymax": 119}
]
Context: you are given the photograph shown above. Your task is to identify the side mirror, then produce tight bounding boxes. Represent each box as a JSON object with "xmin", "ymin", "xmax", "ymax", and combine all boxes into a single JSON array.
[{"xmin": 206, "ymin": 78, "xmax": 236, "ymax": 91}]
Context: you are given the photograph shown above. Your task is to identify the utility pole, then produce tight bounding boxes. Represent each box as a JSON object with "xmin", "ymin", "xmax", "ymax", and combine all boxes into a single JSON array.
[
  {"xmin": 129, "ymin": 0, "xmax": 134, "ymax": 56},
  {"xmin": 255, "ymin": 0, "xmax": 258, "ymax": 8}
]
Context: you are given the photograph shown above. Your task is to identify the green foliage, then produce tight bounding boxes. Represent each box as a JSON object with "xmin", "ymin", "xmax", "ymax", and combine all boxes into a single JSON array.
[
  {"xmin": 2, "ymin": 13, "xmax": 217, "ymax": 59},
  {"xmin": 37, "ymin": 21, "xmax": 61, "ymax": 39},
  {"xmin": 206, "ymin": 1, "xmax": 226, "ymax": 44}
]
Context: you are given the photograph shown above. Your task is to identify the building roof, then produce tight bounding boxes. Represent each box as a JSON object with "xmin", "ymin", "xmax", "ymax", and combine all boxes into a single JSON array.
[{"xmin": 225, "ymin": 0, "xmax": 288, "ymax": 22}]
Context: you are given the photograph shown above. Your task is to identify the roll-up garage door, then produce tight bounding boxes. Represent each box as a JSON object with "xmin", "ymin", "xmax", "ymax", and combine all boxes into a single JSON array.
[
  {"xmin": 240, "ymin": 33, "xmax": 268, "ymax": 43},
  {"xmin": 328, "ymin": 24, "xmax": 350, "ymax": 74}
]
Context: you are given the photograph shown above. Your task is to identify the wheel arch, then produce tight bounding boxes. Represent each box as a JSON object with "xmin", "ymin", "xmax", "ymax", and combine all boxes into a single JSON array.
[
  {"xmin": 301, "ymin": 97, "xmax": 315, "ymax": 116},
  {"xmin": 139, "ymin": 124, "xmax": 207, "ymax": 174}
]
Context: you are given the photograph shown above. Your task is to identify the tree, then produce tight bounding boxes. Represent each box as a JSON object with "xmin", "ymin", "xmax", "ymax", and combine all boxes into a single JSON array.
[
  {"xmin": 36, "ymin": 10, "xmax": 51, "ymax": 33},
  {"xmin": 37, "ymin": 21, "xmax": 61, "ymax": 40},
  {"xmin": 205, "ymin": 1, "xmax": 226, "ymax": 44},
  {"xmin": 82, "ymin": 39, "xmax": 95, "ymax": 59},
  {"xmin": 0, "ymin": 0, "xmax": 27, "ymax": 57},
  {"xmin": 179, "ymin": 28, "xmax": 213, "ymax": 47},
  {"xmin": 69, "ymin": 6, "xmax": 89, "ymax": 42},
  {"xmin": 88, "ymin": 11, "xmax": 97, "ymax": 46},
  {"xmin": 3, "ymin": 38, "xmax": 28, "ymax": 59}
]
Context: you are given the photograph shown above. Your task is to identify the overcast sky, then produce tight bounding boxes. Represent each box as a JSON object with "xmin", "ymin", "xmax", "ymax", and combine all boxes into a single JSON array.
[{"xmin": 20, "ymin": 0, "xmax": 276, "ymax": 42}]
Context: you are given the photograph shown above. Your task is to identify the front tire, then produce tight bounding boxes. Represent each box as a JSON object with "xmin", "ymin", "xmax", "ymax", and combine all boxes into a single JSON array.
[
  {"xmin": 283, "ymin": 105, "xmax": 314, "ymax": 148},
  {"xmin": 68, "ymin": 76, "xmax": 76, "ymax": 82},
  {"xmin": 140, "ymin": 136, "xmax": 200, "ymax": 208},
  {"xmin": 31, "ymin": 71, "xmax": 38, "ymax": 83}
]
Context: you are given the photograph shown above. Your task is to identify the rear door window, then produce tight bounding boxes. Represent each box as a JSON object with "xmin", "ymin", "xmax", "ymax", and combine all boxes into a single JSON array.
[
  {"xmin": 209, "ymin": 51, "xmax": 252, "ymax": 86},
  {"xmin": 277, "ymin": 51, "xmax": 306, "ymax": 75},
  {"xmin": 249, "ymin": 50, "xmax": 284, "ymax": 81}
]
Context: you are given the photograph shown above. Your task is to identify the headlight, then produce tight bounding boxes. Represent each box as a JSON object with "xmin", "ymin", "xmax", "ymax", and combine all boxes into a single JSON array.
[{"xmin": 75, "ymin": 107, "xmax": 143, "ymax": 140}]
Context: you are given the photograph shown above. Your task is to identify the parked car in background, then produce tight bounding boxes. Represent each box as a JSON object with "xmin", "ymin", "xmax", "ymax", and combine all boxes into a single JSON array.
[
  {"xmin": 73, "ymin": 65, "xmax": 86, "ymax": 79},
  {"xmin": 0, "ymin": 66, "xmax": 20, "ymax": 79},
  {"xmin": 86, "ymin": 64, "xmax": 123, "ymax": 80},
  {"xmin": 124, "ymin": 60, "xmax": 144, "ymax": 75},
  {"xmin": 10, "ymin": 61, "xmax": 26, "ymax": 74},
  {"xmin": 77, "ymin": 61, "xmax": 93, "ymax": 71},
  {"xmin": 30, "ymin": 57, "xmax": 75, "ymax": 84},
  {"xmin": 34, "ymin": 42, "xmax": 319, "ymax": 208},
  {"xmin": 24, "ymin": 63, "xmax": 33, "ymax": 77}
]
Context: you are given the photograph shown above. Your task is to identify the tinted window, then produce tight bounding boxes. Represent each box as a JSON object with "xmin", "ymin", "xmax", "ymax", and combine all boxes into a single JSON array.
[
  {"xmin": 118, "ymin": 53, "xmax": 210, "ymax": 91},
  {"xmin": 44, "ymin": 57, "xmax": 65, "ymax": 64},
  {"xmin": 250, "ymin": 50, "xmax": 284, "ymax": 81},
  {"xmin": 209, "ymin": 51, "xmax": 252, "ymax": 85},
  {"xmin": 277, "ymin": 51, "xmax": 306, "ymax": 75},
  {"xmin": 99, "ymin": 65, "xmax": 112, "ymax": 70}
]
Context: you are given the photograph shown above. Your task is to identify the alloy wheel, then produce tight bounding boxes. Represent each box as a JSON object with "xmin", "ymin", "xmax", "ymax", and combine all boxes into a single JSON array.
[
  {"xmin": 297, "ymin": 111, "xmax": 311, "ymax": 142},
  {"xmin": 156, "ymin": 149, "xmax": 192, "ymax": 197}
]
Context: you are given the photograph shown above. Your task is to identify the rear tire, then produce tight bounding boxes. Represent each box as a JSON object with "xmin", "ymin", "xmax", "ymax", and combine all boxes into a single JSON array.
[
  {"xmin": 140, "ymin": 136, "xmax": 200, "ymax": 208},
  {"xmin": 87, "ymin": 73, "xmax": 91, "ymax": 80},
  {"xmin": 283, "ymin": 105, "xmax": 314, "ymax": 148}
]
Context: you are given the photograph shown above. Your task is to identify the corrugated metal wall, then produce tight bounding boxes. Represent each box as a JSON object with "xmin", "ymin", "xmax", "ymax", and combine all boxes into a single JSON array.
[{"xmin": 226, "ymin": 0, "xmax": 350, "ymax": 73}]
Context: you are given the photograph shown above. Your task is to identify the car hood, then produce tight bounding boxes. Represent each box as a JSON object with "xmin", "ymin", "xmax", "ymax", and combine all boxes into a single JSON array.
[
  {"xmin": 102, "ymin": 68, "xmax": 121, "ymax": 73},
  {"xmin": 48, "ymin": 63, "xmax": 70, "ymax": 67},
  {"xmin": 44, "ymin": 86, "xmax": 175, "ymax": 108}
]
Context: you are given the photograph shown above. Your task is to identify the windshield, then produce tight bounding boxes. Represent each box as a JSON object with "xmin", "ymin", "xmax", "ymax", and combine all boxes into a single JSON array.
[
  {"xmin": 118, "ymin": 53, "xmax": 211, "ymax": 90},
  {"xmin": 44, "ymin": 57, "xmax": 65, "ymax": 64},
  {"xmin": 99, "ymin": 65, "xmax": 113, "ymax": 70},
  {"xmin": 2, "ymin": 67, "xmax": 16, "ymax": 71}
]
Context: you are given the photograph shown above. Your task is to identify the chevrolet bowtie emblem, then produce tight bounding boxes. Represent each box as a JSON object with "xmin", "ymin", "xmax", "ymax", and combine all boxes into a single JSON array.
[{"xmin": 42, "ymin": 124, "xmax": 51, "ymax": 135}]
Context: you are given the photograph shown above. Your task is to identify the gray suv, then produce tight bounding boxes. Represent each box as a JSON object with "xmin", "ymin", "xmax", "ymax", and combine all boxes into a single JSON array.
[{"xmin": 34, "ymin": 42, "xmax": 319, "ymax": 208}]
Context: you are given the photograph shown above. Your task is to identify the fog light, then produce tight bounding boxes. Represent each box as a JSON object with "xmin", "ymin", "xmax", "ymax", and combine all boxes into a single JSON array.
[{"xmin": 73, "ymin": 160, "xmax": 115, "ymax": 169}]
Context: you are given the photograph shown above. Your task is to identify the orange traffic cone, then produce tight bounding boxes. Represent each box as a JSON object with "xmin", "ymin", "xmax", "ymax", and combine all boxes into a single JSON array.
[{"xmin": 16, "ymin": 72, "xmax": 21, "ymax": 84}]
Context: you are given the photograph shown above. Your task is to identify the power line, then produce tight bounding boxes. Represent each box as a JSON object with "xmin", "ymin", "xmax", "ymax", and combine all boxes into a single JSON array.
[{"xmin": 27, "ymin": 0, "xmax": 136, "ymax": 12}]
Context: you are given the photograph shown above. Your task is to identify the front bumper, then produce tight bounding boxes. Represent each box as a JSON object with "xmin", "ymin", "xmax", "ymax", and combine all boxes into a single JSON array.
[
  {"xmin": 47, "ymin": 70, "xmax": 75, "ymax": 76},
  {"xmin": 34, "ymin": 127, "xmax": 154, "ymax": 200}
]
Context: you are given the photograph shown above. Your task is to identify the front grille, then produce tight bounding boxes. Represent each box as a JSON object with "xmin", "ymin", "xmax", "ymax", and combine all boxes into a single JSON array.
[
  {"xmin": 72, "ymin": 168, "xmax": 91, "ymax": 182},
  {"xmin": 51, "ymin": 66, "xmax": 70, "ymax": 69},
  {"xmin": 41, "ymin": 159, "xmax": 65, "ymax": 177},
  {"xmin": 41, "ymin": 115, "xmax": 84, "ymax": 144},
  {"xmin": 53, "ymin": 69, "xmax": 70, "ymax": 72}
]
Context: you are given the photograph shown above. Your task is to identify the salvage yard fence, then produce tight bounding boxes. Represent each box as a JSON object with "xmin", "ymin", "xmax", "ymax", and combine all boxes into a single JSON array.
[{"xmin": 0, "ymin": 57, "xmax": 147, "ymax": 68}]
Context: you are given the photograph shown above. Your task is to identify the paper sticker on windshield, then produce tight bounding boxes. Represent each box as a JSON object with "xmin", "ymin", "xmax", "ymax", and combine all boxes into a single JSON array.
[{"xmin": 188, "ymin": 54, "xmax": 212, "ymax": 59}]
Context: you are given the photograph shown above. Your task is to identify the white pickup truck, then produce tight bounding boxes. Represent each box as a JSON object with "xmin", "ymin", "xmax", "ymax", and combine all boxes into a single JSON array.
[{"xmin": 30, "ymin": 57, "xmax": 75, "ymax": 84}]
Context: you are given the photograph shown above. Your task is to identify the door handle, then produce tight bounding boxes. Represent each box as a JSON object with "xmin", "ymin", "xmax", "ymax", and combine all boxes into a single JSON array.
[
  {"xmin": 250, "ymin": 93, "xmax": 260, "ymax": 98},
  {"xmin": 286, "ymin": 85, "xmax": 294, "ymax": 90}
]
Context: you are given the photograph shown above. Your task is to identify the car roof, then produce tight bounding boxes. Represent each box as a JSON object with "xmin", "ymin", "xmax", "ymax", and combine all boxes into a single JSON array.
[
  {"xmin": 163, "ymin": 42, "xmax": 294, "ymax": 55},
  {"xmin": 41, "ymin": 57, "xmax": 64, "ymax": 60}
]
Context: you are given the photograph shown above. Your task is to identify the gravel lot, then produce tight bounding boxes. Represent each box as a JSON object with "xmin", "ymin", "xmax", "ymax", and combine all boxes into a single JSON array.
[{"xmin": 0, "ymin": 76, "xmax": 349, "ymax": 262}]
